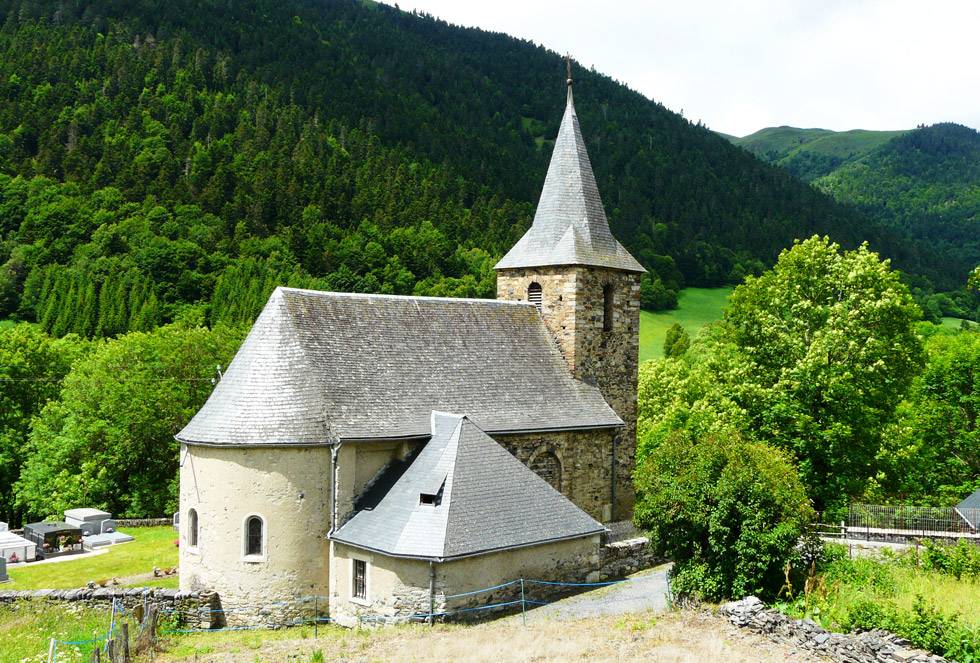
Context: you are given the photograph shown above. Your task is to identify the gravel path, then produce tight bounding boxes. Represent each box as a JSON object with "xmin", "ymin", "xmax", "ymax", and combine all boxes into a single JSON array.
[{"xmin": 514, "ymin": 564, "xmax": 672, "ymax": 624}]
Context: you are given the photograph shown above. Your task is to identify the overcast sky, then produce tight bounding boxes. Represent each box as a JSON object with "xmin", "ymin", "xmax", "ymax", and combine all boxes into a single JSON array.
[{"xmin": 387, "ymin": 0, "xmax": 980, "ymax": 137}]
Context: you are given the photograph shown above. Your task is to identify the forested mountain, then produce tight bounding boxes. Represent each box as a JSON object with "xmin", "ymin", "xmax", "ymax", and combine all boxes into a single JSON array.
[
  {"xmin": 0, "ymin": 0, "xmax": 963, "ymax": 336},
  {"xmin": 731, "ymin": 124, "xmax": 980, "ymax": 316},
  {"xmin": 815, "ymin": 124, "xmax": 980, "ymax": 319},
  {"xmin": 732, "ymin": 126, "xmax": 908, "ymax": 182}
]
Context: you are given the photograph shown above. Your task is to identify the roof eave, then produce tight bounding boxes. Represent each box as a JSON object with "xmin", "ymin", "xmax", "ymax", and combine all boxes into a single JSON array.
[
  {"xmin": 175, "ymin": 422, "xmax": 623, "ymax": 448},
  {"xmin": 495, "ymin": 258, "xmax": 647, "ymax": 274},
  {"xmin": 329, "ymin": 527, "xmax": 607, "ymax": 563}
]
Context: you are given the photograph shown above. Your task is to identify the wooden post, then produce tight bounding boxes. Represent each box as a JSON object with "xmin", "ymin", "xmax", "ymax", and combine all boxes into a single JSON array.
[
  {"xmin": 520, "ymin": 579, "xmax": 526, "ymax": 626},
  {"xmin": 121, "ymin": 623, "xmax": 129, "ymax": 663},
  {"xmin": 91, "ymin": 646, "xmax": 101, "ymax": 662},
  {"xmin": 47, "ymin": 638, "xmax": 56, "ymax": 663},
  {"xmin": 135, "ymin": 604, "xmax": 159, "ymax": 654}
]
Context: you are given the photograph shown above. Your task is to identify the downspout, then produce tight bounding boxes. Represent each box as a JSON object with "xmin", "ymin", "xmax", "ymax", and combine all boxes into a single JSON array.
[
  {"xmin": 428, "ymin": 561, "xmax": 436, "ymax": 626},
  {"xmin": 330, "ymin": 441, "xmax": 343, "ymax": 535},
  {"xmin": 610, "ymin": 434, "xmax": 618, "ymax": 522}
]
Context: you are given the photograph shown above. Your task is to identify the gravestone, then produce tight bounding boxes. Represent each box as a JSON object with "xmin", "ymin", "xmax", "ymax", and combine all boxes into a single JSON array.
[{"xmin": 0, "ymin": 557, "xmax": 8, "ymax": 582}]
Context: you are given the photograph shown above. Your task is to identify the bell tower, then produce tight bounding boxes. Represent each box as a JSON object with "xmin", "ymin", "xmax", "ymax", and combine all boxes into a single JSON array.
[{"xmin": 495, "ymin": 57, "xmax": 644, "ymax": 519}]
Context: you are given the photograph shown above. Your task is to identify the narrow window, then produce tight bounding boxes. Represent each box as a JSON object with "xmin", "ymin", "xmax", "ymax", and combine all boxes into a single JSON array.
[
  {"xmin": 245, "ymin": 516, "xmax": 263, "ymax": 557},
  {"xmin": 188, "ymin": 508, "xmax": 198, "ymax": 547},
  {"xmin": 602, "ymin": 284, "xmax": 614, "ymax": 332},
  {"xmin": 527, "ymin": 282, "xmax": 543, "ymax": 312},
  {"xmin": 352, "ymin": 559, "xmax": 367, "ymax": 600}
]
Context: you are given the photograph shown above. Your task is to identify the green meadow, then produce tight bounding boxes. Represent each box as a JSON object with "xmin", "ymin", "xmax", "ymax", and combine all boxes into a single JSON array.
[{"xmin": 638, "ymin": 287, "xmax": 732, "ymax": 363}]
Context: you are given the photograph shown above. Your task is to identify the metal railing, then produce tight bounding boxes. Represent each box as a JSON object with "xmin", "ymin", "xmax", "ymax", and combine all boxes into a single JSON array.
[{"xmin": 847, "ymin": 503, "xmax": 979, "ymax": 537}]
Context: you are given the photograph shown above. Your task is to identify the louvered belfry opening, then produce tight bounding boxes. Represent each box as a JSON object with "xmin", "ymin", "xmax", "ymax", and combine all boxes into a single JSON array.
[
  {"xmin": 602, "ymin": 284, "xmax": 614, "ymax": 332},
  {"xmin": 527, "ymin": 282, "xmax": 543, "ymax": 312}
]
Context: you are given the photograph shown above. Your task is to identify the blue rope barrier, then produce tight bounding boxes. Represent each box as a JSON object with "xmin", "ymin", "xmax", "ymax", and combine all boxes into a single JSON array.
[
  {"xmin": 443, "ymin": 579, "xmax": 522, "ymax": 599},
  {"xmin": 525, "ymin": 578, "xmax": 625, "ymax": 587},
  {"xmin": 57, "ymin": 637, "xmax": 109, "ymax": 646}
]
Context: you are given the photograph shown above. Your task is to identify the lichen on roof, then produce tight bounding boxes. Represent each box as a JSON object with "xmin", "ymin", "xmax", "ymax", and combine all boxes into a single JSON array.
[{"xmin": 176, "ymin": 287, "xmax": 622, "ymax": 446}]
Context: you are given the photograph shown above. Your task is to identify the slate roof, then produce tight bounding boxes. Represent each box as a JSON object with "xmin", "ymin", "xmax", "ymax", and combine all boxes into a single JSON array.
[
  {"xmin": 331, "ymin": 412, "xmax": 606, "ymax": 560},
  {"xmin": 495, "ymin": 84, "xmax": 645, "ymax": 274},
  {"xmin": 956, "ymin": 488, "xmax": 980, "ymax": 530},
  {"xmin": 176, "ymin": 288, "xmax": 622, "ymax": 446}
]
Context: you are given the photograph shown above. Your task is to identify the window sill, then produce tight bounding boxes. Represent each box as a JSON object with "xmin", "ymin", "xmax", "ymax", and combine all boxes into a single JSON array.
[
  {"xmin": 241, "ymin": 555, "xmax": 267, "ymax": 564},
  {"xmin": 185, "ymin": 546, "xmax": 201, "ymax": 556},
  {"xmin": 349, "ymin": 596, "xmax": 371, "ymax": 607}
]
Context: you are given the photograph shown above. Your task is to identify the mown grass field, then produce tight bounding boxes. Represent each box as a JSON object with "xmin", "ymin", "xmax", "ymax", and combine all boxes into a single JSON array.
[
  {"xmin": 638, "ymin": 287, "xmax": 732, "ymax": 363},
  {"xmin": 0, "ymin": 601, "xmax": 120, "ymax": 663},
  {"xmin": 4, "ymin": 526, "xmax": 178, "ymax": 590}
]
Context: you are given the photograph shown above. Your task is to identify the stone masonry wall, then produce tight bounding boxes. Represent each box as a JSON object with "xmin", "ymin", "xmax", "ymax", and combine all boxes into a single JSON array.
[
  {"xmin": 497, "ymin": 266, "xmax": 641, "ymax": 519},
  {"xmin": 495, "ymin": 428, "xmax": 616, "ymax": 523},
  {"xmin": 721, "ymin": 596, "xmax": 945, "ymax": 663},
  {"xmin": 0, "ymin": 588, "xmax": 219, "ymax": 630}
]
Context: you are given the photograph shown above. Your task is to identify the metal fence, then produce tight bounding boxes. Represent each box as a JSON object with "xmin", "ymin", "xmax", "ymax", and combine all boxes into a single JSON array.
[{"xmin": 847, "ymin": 503, "xmax": 979, "ymax": 537}]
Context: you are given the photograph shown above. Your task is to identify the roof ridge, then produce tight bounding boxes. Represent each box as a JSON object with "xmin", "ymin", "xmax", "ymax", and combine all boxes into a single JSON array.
[{"xmin": 277, "ymin": 286, "xmax": 531, "ymax": 307}]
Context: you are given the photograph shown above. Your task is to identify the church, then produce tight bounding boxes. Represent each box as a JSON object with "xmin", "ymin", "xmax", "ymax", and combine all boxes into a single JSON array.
[{"xmin": 177, "ymin": 71, "xmax": 646, "ymax": 625}]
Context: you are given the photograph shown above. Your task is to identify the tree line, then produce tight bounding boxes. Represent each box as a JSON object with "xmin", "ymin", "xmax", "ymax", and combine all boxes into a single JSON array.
[{"xmin": 0, "ymin": 0, "xmax": 969, "ymax": 338}]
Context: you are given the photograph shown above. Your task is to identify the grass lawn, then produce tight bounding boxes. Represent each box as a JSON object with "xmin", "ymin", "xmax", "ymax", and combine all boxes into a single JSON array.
[
  {"xmin": 939, "ymin": 316, "xmax": 974, "ymax": 332},
  {"xmin": 0, "ymin": 601, "xmax": 125, "ymax": 663},
  {"xmin": 0, "ymin": 319, "xmax": 15, "ymax": 330},
  {"xmin": 638, "ymin": 287, "xmax": 732, "ymax": 363},
  {"xmin": 5, "ymin": 526, "xmax": 178, "ymax": 590}
]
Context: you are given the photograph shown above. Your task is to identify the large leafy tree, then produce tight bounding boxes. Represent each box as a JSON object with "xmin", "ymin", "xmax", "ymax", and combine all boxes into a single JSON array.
[
  {"xmin": 0, "ymin": 324, "xmax": 89, "ymax": 525},
  {"xmin": 14, "ymin": 323, "xmax": 243, "ymax": 520},
  {"xmin": 637, "ymin": 236, "xmax": 924, "ymax": 513},
  {"xmin": 872, "ymin": 331, "xmax": 980, "ymax": 504},
  {"xmin": 722, "ymin": 236, "xmax": 924, "ymax": 510}
]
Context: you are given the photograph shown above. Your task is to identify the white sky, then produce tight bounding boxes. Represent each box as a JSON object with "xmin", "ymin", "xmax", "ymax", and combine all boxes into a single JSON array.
[{"xmin": 387, "ymin": 0, "xmax": 980, "ymax": 137}]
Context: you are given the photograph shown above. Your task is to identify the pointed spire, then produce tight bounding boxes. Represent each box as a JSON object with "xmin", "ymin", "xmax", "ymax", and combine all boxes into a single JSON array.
[{"xmin": 495, "ymin": 57, "xmax": 645, "ymax": 274}]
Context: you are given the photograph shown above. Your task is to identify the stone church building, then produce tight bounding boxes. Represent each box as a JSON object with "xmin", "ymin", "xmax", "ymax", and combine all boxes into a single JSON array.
[{"xmin": 177, "ymin": 75, "xmax": 646, "ymax": 625}]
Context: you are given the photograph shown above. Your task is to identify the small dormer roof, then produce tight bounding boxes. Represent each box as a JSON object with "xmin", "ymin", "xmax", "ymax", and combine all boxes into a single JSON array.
[
  {"xmin": 495, "ymin": 80, "xmax": 645, "ymax": 274},
  {"xmin": 330, "ymin": 412, "xmax": 605, "ymax": 560}
]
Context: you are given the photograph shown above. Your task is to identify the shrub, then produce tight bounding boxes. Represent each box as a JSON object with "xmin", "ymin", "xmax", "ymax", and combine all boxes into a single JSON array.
[
  {"xmin": 634, "ymin": 431, "xmax": 815, "ymax": 601},
  {"xmin": 920, "ymin": 539, "xmax": 980, "ymax": 580},
  {"xmin": 845, "ymin": 596, "xmax": 979, "ymax": 662}
]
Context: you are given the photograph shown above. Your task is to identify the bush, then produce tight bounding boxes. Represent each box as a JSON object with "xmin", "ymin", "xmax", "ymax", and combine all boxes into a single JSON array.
[
  {"xmin": 845, "ymin": 596, "xmax": 979, "ymax": 662},
  {"xmin": 919, "ymin": 539, "xmax": 980, "ymax": 580},
  {"xmin": 634, "ymin": 431, "xmax": 815, "ymax": 601}
]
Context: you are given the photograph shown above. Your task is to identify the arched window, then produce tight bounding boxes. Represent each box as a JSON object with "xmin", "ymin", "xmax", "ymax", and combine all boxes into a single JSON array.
[
  {"xmin": 602, "ymin": 284, "xmax": 615, "ymax": 332},
  {"xmin": 187, "ymin": 508, "xmax": 198, "ymax": 548},
  {"xmin": 527, "ymin": 282, "xmax": 543, "ymax": 312},
  {"xmin": 530, "ymin": 450, "xmax": 563, "ymax": 492},
  {"xmin": 244, "ymin": 515, "xmax": 264, "ymax": 557}
]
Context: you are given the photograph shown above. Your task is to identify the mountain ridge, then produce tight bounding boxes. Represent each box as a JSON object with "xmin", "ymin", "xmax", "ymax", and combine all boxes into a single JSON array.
[{"xmin": 0, "ymin": 0, "xmax": 968, "ymax": 334}]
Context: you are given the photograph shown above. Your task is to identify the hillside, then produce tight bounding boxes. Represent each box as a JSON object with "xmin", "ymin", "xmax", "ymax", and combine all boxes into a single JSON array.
[
  {"xmin": 733, "ymin": 126, "xmax": 908, "ymax": 181},
  {"xmin": 0, "ymin": 0, "xmax": 954, "ymax": 336},
  {"xmin": 731, "ymin": 123, "xmax": 980, "ymax": 307},
  {"xmin": 814, "ymin": 123, "xmax": 980, "ymax": 311}
]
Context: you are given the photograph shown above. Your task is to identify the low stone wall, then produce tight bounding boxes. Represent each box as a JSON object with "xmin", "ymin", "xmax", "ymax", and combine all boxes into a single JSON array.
[
  {"xmin": 0, "ymin": 588, "xmax": 219, "ymax": 630},
  {"xmin": 593, "ymin": 536, "xmax": 661, "ymax": 581},
  {"xmin": 720, "ymin": 596, "xmax": 945, "ymax": 663},
  {"xmin": 114, "ymin": 518, "xmax": 173, "ymax": 528}
]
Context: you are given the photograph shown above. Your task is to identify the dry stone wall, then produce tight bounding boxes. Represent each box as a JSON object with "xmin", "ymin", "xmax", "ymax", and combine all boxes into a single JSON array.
[
  {"xmin": 0, "ymin": 588, "xmax": 219, "ymax": 630},
  {"xmin": 720, "ymin": 596, "xmax": 945, "ymax": 663}
]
